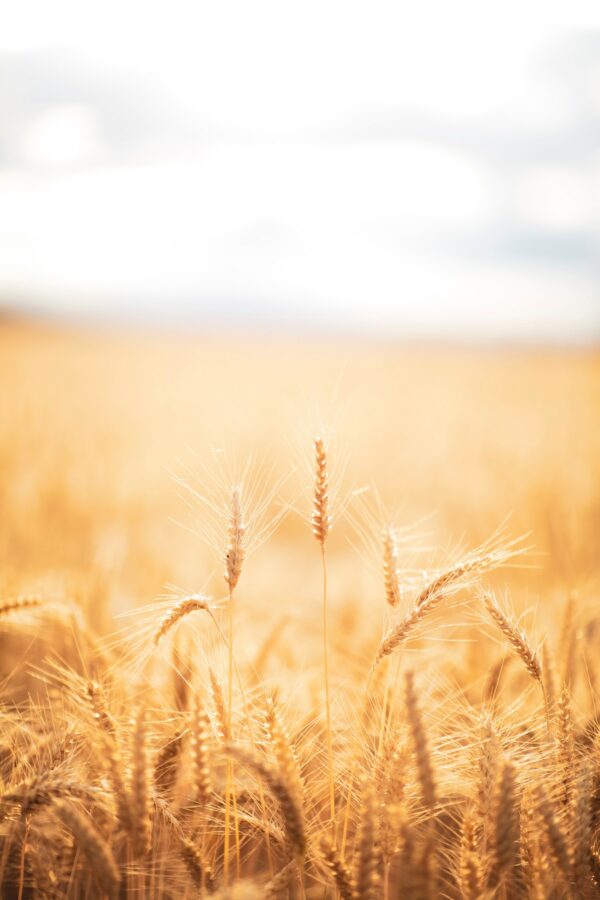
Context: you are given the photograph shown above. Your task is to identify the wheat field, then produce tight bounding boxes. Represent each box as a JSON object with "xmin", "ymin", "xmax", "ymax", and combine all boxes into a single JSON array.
[{"xmin": 1, "ymin": 321, "xmax": 599, "ymax": 899}]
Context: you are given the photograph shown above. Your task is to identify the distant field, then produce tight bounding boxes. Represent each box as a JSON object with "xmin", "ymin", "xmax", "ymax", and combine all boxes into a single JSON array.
[{"xmin": 1, "ymin": 322, "xmax": 599, "ymax": 897}]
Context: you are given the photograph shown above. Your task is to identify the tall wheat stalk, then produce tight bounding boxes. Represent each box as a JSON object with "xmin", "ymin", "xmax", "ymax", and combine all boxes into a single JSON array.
[
  {"xmin": 222, "ymin": 484, "xmax": 245, "ymax": 884},
  {"xmin": 312, "ymin": 436, "xmax": 335, "ymax": 841}
]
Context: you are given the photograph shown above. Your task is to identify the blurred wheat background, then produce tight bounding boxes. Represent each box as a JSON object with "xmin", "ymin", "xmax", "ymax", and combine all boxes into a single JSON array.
[{"xmin": 2, "ymin": 324, "xmax": 599, "ymax": 618}]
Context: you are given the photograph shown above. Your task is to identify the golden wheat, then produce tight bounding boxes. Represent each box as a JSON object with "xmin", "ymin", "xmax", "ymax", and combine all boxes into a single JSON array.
[{"xmin": 0, "ymin": 327, "xmax": 599, "ymax": 897}]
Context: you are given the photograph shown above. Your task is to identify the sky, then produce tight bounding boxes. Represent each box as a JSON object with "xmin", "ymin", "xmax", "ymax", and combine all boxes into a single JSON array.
[{"xmin": 0, "ymin": 1, "xmax": 599, "ymax": 342}]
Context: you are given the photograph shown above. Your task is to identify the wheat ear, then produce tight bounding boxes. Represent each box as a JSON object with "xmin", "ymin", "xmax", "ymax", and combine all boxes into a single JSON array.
[
  {"xmin": 405, "ymin": 671, "xmax": 437, "ymax": 811},
  {"xmin": 488, "ymin": 759, "xmax": 518, "ymax": 889},
  {"xmin": 171, "ymin": 637, "xmax": 193, "ymax": 711},
  {"xmin": 153, "ymin": 595, "xmax": 210, "ymax": 645},
  {"xmin": 382, "ymin": 526, "xmax": 401, "ymax": 608},
  {"xmin": 415, "ymin": 537, "xmax": 525, "ymax": 608},
  {"xmin": 535, "ymin": 785, "xmax": 572, "ymax": 881},
  {"xmin": 354, "ymin": 777, "xmax": 378, "ymax": 900},
  {"xmin": 263, "ymin": 696, "xmax": 303, "ymax": 800},
  {"xmin": 209, "ymin": 669, "xmax": 229, "ymax": 743},
  {"xmin": 1, "ymin": 773, "xmax": 96, "ymax": 817},
  {"xmin": 224, "ymin": 744, "xmax": 306, "ymax": 857},
  {"xmin": 53, "ymin": 799, "xmax": 120, "ymax": 898},
  {"xmin": 476, "ymin": 716, "xmax": 499, "ymax": 855},
  {"xmin": 373, "ymin": 595, "xmax": 442, "ymax": 669},
  {"xmin": 84, "ymin": 681, "xmax": 130, "ymax": 834},
  {"xmin": 572, "ymin": 762, "xmax": 592, "ymax": 890},
  {"xmin": 459, "ymin": 809, "xmax": 483, "ymax": 900},
  {"xmin": 191, "ymin": 695, "xmax": 212, "ymax": 806},
  {"xmin": 320, "ymin": 839, "xmax": 355, "ymax": 900},
  {"xmin": 180, "ymin": 834, "xmax": 216, "ymax": 892},
  {"xmin": 84, "ymin": 679, "xmax": 117, "ymax": 736},
  {"xmin": 153, "ymin": 728, "xmax": 184, "ymax": 796},
  {"xmin": 482, "ymin": 591, "xmax": 543, "ymax": 686},
  {"xmin": 264, "ymin": 860, "xmax": 296, "ymax": 897},
  {"xmin": 130, "ymin": 707, "xmax": 151, "ymax": 856},
  {"xmin": 224, "ymin": 485, "xmax": 245, "ymax": 591},
  {"xmin": 373, "ymin": 541, "xmax": 523, "ymax": 669},
  {"xmin": 556, "ymin": 684, "xmax": 574, "ymax": 805},
  {"xmin": 312, "ymin": 437, "xmax": 330, "ymax": 546},
  {"xmin": 0, "ymin": 596, "xmax": 44, "ymax": 616}
]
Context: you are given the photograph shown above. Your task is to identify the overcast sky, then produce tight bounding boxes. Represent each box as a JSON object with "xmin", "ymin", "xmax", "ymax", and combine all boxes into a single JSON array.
[{"xmin": 0, "ymin": 1, "xmax": 599, "ymax": 341}]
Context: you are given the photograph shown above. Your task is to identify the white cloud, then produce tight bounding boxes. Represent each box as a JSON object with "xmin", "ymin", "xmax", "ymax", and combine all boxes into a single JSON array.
[
  {"xmin": 513, "ymin": 165, "xmax": 592, "ymax": 232},
  {"xmin": 19, "ymin": 104, "xmax": 102, "ymax": 168}
]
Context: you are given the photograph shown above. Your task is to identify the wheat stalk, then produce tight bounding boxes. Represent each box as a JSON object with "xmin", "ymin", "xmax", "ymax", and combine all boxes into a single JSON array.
[
  {"xmin": 222, "ymin": 484, "xmax": 245, "ymax": 885},
  {"xmin": 311, "ymin": 435, "xmax": 336, "ymax": 842}
]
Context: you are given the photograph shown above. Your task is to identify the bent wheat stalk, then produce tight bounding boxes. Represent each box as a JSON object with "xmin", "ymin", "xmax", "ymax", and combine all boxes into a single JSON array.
[{"xmin": 373, "ymin": 536, "xmax": 525, "ymax": 669}]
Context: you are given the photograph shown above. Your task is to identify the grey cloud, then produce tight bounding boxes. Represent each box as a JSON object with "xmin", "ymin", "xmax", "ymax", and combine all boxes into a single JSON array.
[
  {"xmin": 0, "ymin": 49, "xmax": 202, "ymax": 168},
  {"xmin": 317, "ymin": 31, "xmax": 600, "ymax": 168}
]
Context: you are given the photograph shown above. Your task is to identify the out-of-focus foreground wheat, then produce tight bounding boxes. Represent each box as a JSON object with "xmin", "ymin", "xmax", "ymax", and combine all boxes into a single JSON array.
[{"xmin": 1, "ymin": 323, "xmax": 599, "ymax": 899}]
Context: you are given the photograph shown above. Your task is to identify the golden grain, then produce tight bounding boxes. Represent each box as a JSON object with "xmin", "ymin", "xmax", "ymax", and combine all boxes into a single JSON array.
[{"xmin": 1, "ymin": 328, "xmax": 598, "ymax": 898}]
